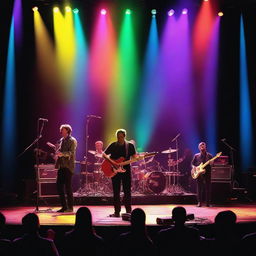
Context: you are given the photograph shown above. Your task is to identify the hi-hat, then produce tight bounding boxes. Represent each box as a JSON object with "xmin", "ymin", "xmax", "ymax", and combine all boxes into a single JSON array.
[
  {"xmin": 88, "ymin": 150, "xmax": 97, "ymax": 155},
  {"xmin": 161, "ymin": 149, "xmax": 178, "ymax": 154}
]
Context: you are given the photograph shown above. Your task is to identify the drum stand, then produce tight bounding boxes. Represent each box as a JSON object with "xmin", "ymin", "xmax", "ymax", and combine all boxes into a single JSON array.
[{"xmin": 165, "ymin": 136, "xmax": 185, "ymax": 195}]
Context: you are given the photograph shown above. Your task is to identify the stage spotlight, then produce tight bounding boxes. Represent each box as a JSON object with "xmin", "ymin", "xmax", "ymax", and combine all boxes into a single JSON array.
[
  {"xmin": 168, "ymin": 9, "xmax": 175, "ymax": 16},
  {"xmin": 204, "ymin": 0, "xmax": 209, "ymax": 2},
  {"xmin": 32, "ymin": 6, "xmax": 38, "ymax": 12},
  {"xmin": 218, "ymin": 12, "xmax": 224, "ymax": 16},
  {"xmin": 101, "ymin": 9, "xmax": 107, "ymax": 15},
  {"xmin": 125, "ymin": 9, "xmax": 132, "ymax": 15},
  {"xmin": 53, "ymin": 7, "xmax": 59, "ymax": 13},
  {"xmin": 182, "ymin": 8, "xmax": 188, "ymax": 15},
  {"xmin": 65, "ymin": 6, "xmax": 72, "ymax": 12},
  {"xmin": 73, "ymin": 8, "xmax": 79, "ymax": 14},
  {"xmin": 151, "ymin": 9, "xmax": 157, "ymax": 15}
]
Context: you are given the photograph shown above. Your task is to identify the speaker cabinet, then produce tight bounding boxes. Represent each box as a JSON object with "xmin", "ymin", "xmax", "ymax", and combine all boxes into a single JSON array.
[
  {"xmin": 39, "ymin": 180, "xmax": 58, "ymax": 197},
  {"xmin": 211, "ymin": 165, "xmax": 232, "ymax": 181},
  {"xmin": 36, "ymin": 164, "xmax": 58, "ymax": 179},
  {"xmin": 211, "ymin": 181, "xmax": 232, "ymax": 203}
]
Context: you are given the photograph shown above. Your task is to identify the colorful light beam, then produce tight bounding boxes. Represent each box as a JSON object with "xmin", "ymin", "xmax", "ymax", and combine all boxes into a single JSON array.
[{"xmin": 240, "ymin": 15, "xmax": 253, "ymax": 171}]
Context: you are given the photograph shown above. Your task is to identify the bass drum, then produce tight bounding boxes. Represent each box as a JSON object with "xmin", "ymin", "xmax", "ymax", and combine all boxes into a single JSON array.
[{"xmin": 144, "ymin": 171, "xmax": 166, "ymax": 194}]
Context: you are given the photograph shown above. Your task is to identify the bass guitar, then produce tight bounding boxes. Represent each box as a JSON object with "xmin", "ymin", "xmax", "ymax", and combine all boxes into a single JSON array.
[
  {"xmin": 191, "ymin": 152, "xmax": 222, "ymax": 179},
  {"xmin": 101, "ymin": 152, "xmax": 158, "ymax": 178}
]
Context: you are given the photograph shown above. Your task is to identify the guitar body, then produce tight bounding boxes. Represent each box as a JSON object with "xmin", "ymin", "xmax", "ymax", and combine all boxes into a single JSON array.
[
  {"xmin": 101, "ymin": 157, "xmax": 126, "ymax": 178},
  {"xmin": 191, "ymin": 152, "xmax": 222, "ymax": 179},
  {"xmin": 191, "ymin": 163, "xmax": 206, "ymax": 179}
]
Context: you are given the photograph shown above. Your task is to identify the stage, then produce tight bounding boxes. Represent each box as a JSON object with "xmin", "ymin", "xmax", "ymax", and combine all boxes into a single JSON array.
[{"xmin": 2, "ymin": 203, "xmax": 256, "ymax": 226}]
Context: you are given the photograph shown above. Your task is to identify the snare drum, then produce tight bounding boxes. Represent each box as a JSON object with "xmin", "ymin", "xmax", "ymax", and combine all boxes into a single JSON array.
[{"xmin": 144, "ymin": 171, "xmax": 166, "ymax": 194}]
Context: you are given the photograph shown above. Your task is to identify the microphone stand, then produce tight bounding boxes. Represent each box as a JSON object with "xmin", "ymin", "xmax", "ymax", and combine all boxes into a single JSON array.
[
  {"xmin": 221, "ymin": 140, "xmax": 236, "ymax": 189},
  {"xmin": 82, "ymin": 117, "xmax": 90, "ymax": 195},
  {"xmin": 17, "ymin": 119, "xmax": 52, "ymax": 212}
]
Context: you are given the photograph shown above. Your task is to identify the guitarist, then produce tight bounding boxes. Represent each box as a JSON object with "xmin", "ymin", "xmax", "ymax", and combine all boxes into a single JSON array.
[
  {"xmin": 191, "ymin": 142, "xmax": 213, "ymax": 207},
  {"xmin": 104, "ymin": 129, "xmax": 136, "ymax": 217}
]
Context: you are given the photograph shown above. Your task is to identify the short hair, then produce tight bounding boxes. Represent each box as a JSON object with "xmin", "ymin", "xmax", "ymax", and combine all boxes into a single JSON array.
[
  {"xmin": 60, "ymin": 124, "xmax": 72, "ymax": 135},
  {"xmin": 198, "ymin": 142, "xmax": 206, "ymax": 148},
  {"xmin": 215, "ymin": 210, "xmax": 237, "ymax": 226},
  {"xmin": 115, "ymin": 128, "xmax": 126, "ymax": 137},
  {"xmin": 131, "ymin": 208, "xmax": 146, "ymax": 226},
  {"xmin": 22, "ymin": 213, "xmax": 40, "ymax": 233},
  {"xmin": 172, "ymin": 206, "xmax": 187, "ymax": 223},
  {"xmin": 95, "ymin": 141, "xmax": 103, "ymax": 145}
]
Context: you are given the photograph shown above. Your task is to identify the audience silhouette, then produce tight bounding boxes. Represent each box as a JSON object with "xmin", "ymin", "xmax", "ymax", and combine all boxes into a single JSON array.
[
  {"xmin": 241, "ymin": 231, "xmax": 256, "ymax": 254},
  {"xmin": 60, "ymin": 206, "xmax": 107, "ymax": 256},
  {"xmin": 12, "ymin": 212, "xmax": 59, "ymax": 256},
  {"xmin": 201, "ymin": 210, "xmax": 241, "ymax": 255},
  {"xmin": 0, "ymin": 212, "xmax": 11, "ymax": 256},
  {"xmin": 112, "ymin": 208, "xmax": 156, "ymax": 256},
  {"xmin": 155, "ymin": 206, "xmax": 200, "ymax": 255},
  {"xmin": 1, "ymin": 206, "xmax": 256, "ymax": 255}
]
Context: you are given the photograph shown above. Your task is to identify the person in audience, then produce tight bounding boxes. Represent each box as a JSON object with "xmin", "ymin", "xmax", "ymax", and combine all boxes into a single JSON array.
[
  {"xmin": 0, "ymin": 212, "xmax": 11, "ymax": 256},
  {"xmin": 111, "ymin": 208, "xmax": 156, "ymax": 256},
  {"xmin": 12, "ymin": 213, "xmax": 59, "ymax": 256},
  {"xmin": 241, "ymin": 231, "xmax": 256, "ymax": 254},
  {"xmin": 155, "ymin": 206, "xmax": 200, "ymax": 255},
  {"xmin": 60, "ymin": 206, "xmax": 107, "ymax": 256},
  {"xmin": 212, "ymin": 210, "xmax": 241, "ymax": 254}
]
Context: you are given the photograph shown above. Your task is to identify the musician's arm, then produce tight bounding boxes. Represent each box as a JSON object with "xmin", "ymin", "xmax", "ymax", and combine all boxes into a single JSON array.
[
  {"xmin": 57, "ymin": 139, "xmax": 77, "ymax": 158},
  {"xmin": 130, "ymin": 143, "xmax": 137, "ymax": 160}
]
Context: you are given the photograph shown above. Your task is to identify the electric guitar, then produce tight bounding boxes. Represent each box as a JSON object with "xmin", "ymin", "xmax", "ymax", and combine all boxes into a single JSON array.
[
  {"xmin": 101, "ymin": 152, "xmax": 158, "ymax": 178},
  {"xmin": 191, "ymin": 152, "xmax": 222, "ymax": 179}
]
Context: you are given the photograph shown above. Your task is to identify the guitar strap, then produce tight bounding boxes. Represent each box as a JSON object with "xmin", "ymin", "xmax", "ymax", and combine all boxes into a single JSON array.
[{"xmin": 125, "ymin": 140, "xmax": 129, "ymax": 160}]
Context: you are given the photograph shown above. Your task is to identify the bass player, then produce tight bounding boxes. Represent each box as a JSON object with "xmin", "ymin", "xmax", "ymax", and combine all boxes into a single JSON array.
[{"xmin": 191, "ymin": 142, "xmax": 213, "ymax": 207}]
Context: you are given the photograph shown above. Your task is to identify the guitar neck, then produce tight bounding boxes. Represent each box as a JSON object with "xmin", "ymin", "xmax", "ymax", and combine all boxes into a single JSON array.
[
  {"xmin": 120, "ymin": 153, "xmax": 156, "ymax": 166},
  {"xmin": 201, "ymin": 154, "xmax": 219, "ymax": 168}
]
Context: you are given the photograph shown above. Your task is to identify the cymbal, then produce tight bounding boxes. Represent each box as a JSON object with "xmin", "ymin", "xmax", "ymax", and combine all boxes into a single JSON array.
[
  {"xmin": 161, "ymin": 149, "xmax": 178, "ymax": 154},
  {"xmin": 88, "ymin": 150, "xmax": 97, "ymax": 155}
]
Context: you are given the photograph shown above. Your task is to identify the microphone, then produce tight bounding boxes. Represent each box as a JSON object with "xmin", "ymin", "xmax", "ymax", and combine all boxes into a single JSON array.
[
  {"xmin": 171, "ymin": 133, "xmax": 180, "ymax": 142},
  {"xmin": 221, "ymin": 138, "xmax": 226, "ymax": 142},
  {"xmin": 39, "ymin": 118, "xmax": 48, "ymax": 122},
  {"xmin": 87, "ymin": 115, "xmax": 102, "ymax": 119}
]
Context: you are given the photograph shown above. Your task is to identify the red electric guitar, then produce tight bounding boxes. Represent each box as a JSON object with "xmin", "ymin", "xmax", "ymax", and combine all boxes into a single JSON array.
[{"xmin": 101, "ymin": 152, "xmax": 158, "ymax": 178}]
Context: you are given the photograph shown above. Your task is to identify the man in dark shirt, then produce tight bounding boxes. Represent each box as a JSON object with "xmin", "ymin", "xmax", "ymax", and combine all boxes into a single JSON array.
[
  {"xmin": 55, "ymin": 124, "xmax": 77, "ymax": 212},
  {"xmin": 191, "ymin": 142, "xmax": 213, "ymax": 207},
  {"xmin": 104, "ymin": 129, "xmax": 136, "ymax": 217}
]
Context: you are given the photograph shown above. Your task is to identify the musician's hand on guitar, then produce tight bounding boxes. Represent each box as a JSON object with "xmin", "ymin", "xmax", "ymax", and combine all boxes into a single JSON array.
[{"xmin": 56, "ymin": 152, "xmax": 63, "ymax": 157}]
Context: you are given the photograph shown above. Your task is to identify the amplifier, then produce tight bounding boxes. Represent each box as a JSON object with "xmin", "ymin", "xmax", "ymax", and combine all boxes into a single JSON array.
[
  {"xmin": 213, "ymin": 156, "xmax": 229, "ymax": 166},
  {"xmin": 35, "ymin": 164, "xmax": 58, "ymax": 180},
  {"xmin": 39, "ymin": 179, "xmax": 58, "ymax": 197},
  {"xmin": 211, "ymin": 165, "xmax": 232, "ymax": 180}
]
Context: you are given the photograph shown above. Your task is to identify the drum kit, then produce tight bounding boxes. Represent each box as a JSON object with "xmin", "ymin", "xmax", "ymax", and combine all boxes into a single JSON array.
[
  {"xmin": 131, "ymin": 148, "xmax": 185, "ymax": 195},
  {"xmin": 76, "ymin": 150, "xmax": 112, "ymax": 196},
  {"xmin": 76, "ymin": 145, "xmax": 186, "ymax": 196}
]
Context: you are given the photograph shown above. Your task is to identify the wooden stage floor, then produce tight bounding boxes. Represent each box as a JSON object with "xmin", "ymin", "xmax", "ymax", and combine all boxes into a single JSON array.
[{"xmin": 1, "ymin": 203, "xmax": 256, "ymax": 226}]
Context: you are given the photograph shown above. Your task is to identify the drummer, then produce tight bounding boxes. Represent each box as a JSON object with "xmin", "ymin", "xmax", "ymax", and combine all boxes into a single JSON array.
[{"xmin": 94, "ymin": 140, "xmax": 104, "ymax": 167}]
